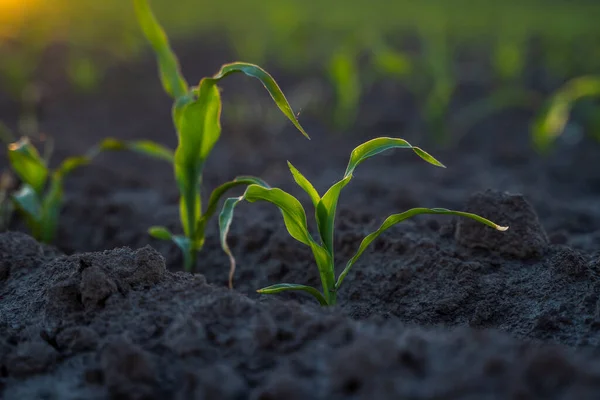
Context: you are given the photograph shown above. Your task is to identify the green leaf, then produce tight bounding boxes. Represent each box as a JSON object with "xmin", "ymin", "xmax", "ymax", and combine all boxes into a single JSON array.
[
  {"xmin": 132, "ymin": 0, "xmax": 188, "ymax": 99},
  {"xmin": 7, "ymin": 137, "xmax": 48, "ymax": 195},
  {"xmin": 149, "ymin": 225, "xmax": 173, "ymax": 240},
  {"xmin": 99, "ymin": 138, "xmax": 174, "ymax": 163},
  {"xmin": 287, "ymin": 161, "xmax": 320, "ymax": 207},
  {"xmin": 174, "ymin": 80, "xmax": 221, "ymax": 238},
  {"xmin": 219, "ymin": 196, "xmax": 244, "ymax": 288},
  {"xmin": 219, "ymin": 185, "xmax": 323, "ymax": 289},
  {"xmin": 211, "ymin": 62, "xmax": 310, "ymax": 139},
  {"xmin": 198, "ymin": 175, "xmax": 270, "ymax": 235},
  {"xmin": 257, "ymin": 283, "xmax": 328, "ymax": 306},
  {"xmin": 12, "ymin": 184, "xmax": 42, "ymax": 222},
  {"xmin": 38, "ymin": 156, "xmax": 92, "ymax": 243},
  {"xmin": 335, "ymin": 207, "xmax": 509, "ymax": 289},
  {"xmin": 345, "ymin": 137, "xmax": 445, "ymax": 177},
  {"xmin": 243, "ymin": 185, "xmax": 315, "ymax": 246},
  {"xmin": 38, "ymin": 174, "xmax": 65, "ymax": 243},
  {"xmin": 372, "ymin": 45, "xmax": 412, "ymax": 78},
  {"xmin": 243, "ymin": 185, "xmax": 335, "ymax": 301},
  {"xmin": 328, "ymin": 48, "xmax": 360, "ymax": 129},
  {"xmin": 315, "ymin": 175, "xmax": 352, "ymax": 255},
  {"xmin": 56, "ymin": 156, "xmax": 90, "ymax": 179},
  {"xmin": 532, "ymin": 76, "xmax": 600, "ymax": 152}
]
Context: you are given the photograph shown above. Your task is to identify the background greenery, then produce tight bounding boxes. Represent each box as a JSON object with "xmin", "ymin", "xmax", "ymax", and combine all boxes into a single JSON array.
[{"xmin": 1, "ymin": 0, "xmax": 600, "ymax": 147}]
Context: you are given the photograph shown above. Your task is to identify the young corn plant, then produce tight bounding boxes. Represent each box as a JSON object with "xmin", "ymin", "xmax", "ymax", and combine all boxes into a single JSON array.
[
  {"xmin": 5, "ymin": 137, "xmax": 101, "ymax": 243},
  {"xmin": 118, "ymin": 0, "xmax": 309, "ymax": 272},
  {"xmin": 532, "ymin": 75, "xmax": 600, "ymax": 152},
  {"xmin": 219, "ymin": 137, "xmax": 508, "ymax": 305}
]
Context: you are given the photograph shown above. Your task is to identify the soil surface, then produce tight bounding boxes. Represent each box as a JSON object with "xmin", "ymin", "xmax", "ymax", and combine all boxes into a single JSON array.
[{"xmin": 2, "ymin": 39, "xmax": 600, "ymax": 399}]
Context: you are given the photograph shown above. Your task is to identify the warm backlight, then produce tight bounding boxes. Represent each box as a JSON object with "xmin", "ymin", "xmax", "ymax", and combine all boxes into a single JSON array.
[{"xmin": 0, "ymin": 0, "xmax": 41, "ymax": 40}]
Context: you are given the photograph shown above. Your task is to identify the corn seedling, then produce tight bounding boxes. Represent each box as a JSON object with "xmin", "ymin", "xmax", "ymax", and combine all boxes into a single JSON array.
[
  {"xmin": 116, "ymin": 0, "xmax": 308, "ymax": 272},
  {"xmin": 5, "ymin": 137, "xmax": 102, "ymax": 243},
  {"xmin": 532, "ymin": 75, "xmax": 600, "ymax": 152},
  {"xmin": 327, "ymin": 45, "xmax": 361, "ymax": 130},
  {"xmin": 219, "ymin": 137, "xmax": 508, "ymax": 305}
]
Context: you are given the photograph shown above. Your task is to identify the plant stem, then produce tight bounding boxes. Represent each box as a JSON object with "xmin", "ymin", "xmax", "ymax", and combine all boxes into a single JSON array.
[
  {"xmin": 183, "ymin": 246, "xmax": 196, "ymax": 272},
  {"xmin": 327, "ymin": 290, "xmax": 337, "ymax": 306}
]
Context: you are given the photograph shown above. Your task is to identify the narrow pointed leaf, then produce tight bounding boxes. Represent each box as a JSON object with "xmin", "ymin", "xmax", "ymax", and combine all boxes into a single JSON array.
[
  {"xmin": 287, "ymin": 161, "xmax": 320, "ymax": 207},
  {"xmin": 316, "ymin": 175, "xmax": 352, "ymax": 254},
  {"xmin": 257, "ymin": 283, "xmax": 328, "ymax": 306},
  {"xmin": 149, "ymin": 226, "xmax": 173, "ymax": 241},
  {"xmin": 243, "ymin": 185, "xmax": 315, "ymax": 246},
  {"xmin": 7, "ymin": 137, "xmax": 48, "ymax": 194},
  {"xmin": 219, "ymin": 185, "xmax": 320, "ymax": 289},
  {"xmin": 11, "ymin": 184, "xmax": 42, "ymax": 222},
  {"xmin": 39, "ymin": 174, "xmax": 65, "ymax": 243},
  {"xmin": 174, "ymin": 81, "xmax": 220, "ymax": 237},
  {"xmin": 344, "ymin": 137, "xmax": 445, "ymax": 177},
  {"xmin": 532, "ymin": 76, "xmax": 600, "ymax": 152},
  {"xmin": 133, "ymin": 0, "xmax": 188, "ymax": 99},
  {"xmin": 211, "ymin": 62, "xmax": 310, "ymax": 139},
  {"xmin": 198, "ymin": 176, "xmax": 270, "ymax": 235},
  {"xmin": 56, "ymin": 156, "xmax": 91, "ymax": 179},
  {"xmin": 99, "ymin": 138, "xmax": 174, "ymax": 163},
  {"xmin": 219, "ymin": 196, "xmax": 244, "ymax": 289},
  {"xmin": 336, "ymin": 207, "xmax": 508, "ymax": 289}
]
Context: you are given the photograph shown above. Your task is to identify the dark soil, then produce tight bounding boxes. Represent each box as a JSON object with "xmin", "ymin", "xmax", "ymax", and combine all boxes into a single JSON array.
[{"xmin": 2, "ymin": 39, "xmax": 600, "ymax": 399}]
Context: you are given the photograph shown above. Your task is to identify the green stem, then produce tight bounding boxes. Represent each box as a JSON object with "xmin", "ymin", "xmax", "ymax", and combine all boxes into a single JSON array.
[
  {"xmin": 183, "ymin": 245, "xmax": 196, "ymax": 272},
  {"xmin": 327, "ymin": 289, "xmax": 337, "ymax": 306}
]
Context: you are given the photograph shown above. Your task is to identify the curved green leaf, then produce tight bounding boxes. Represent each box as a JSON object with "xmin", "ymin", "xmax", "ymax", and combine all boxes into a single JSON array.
[
  {"xmin": 344, "ymin": 137, "xmax": 445, "ymax": 177},
  {"xmin": 149, "ymin": 225, "xmax": 173, "ymax": 241},
  {"xmin": 315, "ymin": 175, "xmax": 352, "ymax": 255},
  {"xmin": 219, "ymin": 185, "xmax": 326, "ymax": 290},
  {"xmin": 56, "ymin": 156, "xmax": 90, "ymax": 179},
  {"xmin": 133, "ymin": 0, "xmax": 188, "ymax": 99},
  {"xmin": 532, "ymin": 75, "xmax": 600, "ymax": 152},
  {"xmin": 12, "ymin": 184, "xmax": 42, "ymax": 222},
  {"xmin": 210, "ymin": 62, "xmax": 310, "ymax": 139},
  {"xmin": 372, "ymin": 43, "xmax": 412, "ymax": 78},
  {"xmin": 287, "ymin": 161, "xmax": 320, "ymax": 207},
  {"xmin": 219, "ymin": 196, "xmax": 244, "ymax": 288},
  {"xmin": 198, "ymin": 176, "xmax": 270, "ymax": 236},
  {"xmin": 174, "ymin": 80, "xmax": 221, "ymax": 238},
  {"xmin": 336, "ymin": 207, "xmax": 509, "ymax": 289},
  {"xmin": 99, "ymin": 138, "xmax": 174, "ymax": 163},
  {"xmin": 257, "ymin": 283, "xmax": 328, "ymax": 306},
  {"xmin": 243, "ymin": 185, "xmax": 314, "ymax": 246},
  {"xmin": 7, "ymin": 137, "xmax": 48, "ymax": 195}
]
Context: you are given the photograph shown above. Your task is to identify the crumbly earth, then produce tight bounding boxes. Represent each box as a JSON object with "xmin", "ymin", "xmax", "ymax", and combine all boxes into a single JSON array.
[{"xmin": 2, "ymin": 40, "xmax": 600, "ymax": 399}]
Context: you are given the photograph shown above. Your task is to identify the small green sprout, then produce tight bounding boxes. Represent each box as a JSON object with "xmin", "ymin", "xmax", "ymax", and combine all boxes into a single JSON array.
[
  {"xmin": 115, "ymin": 0, "xmax": 309, "ymax": 272},
  {"xmin": 219, "ymin": 137, "xmax": 508, "ymax": 305},
  {"xmin": 6, "ymin": 137, "xmax": 101, "ymax": 243},
  {"xmin": 532, "ymin": 75, "xmax": 600, "ymax": 152}
]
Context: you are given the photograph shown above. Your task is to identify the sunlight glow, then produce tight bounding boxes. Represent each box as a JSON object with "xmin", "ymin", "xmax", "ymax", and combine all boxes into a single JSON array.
[{"xmin": 0, "ymin": 0, "xmax": 42, "ymax": 40}]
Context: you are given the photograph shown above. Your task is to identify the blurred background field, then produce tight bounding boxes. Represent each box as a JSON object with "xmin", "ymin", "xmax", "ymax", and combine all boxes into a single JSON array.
[{"xmin": 1, "ymin": 0, "xmax": 600, "ymax": 148}]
